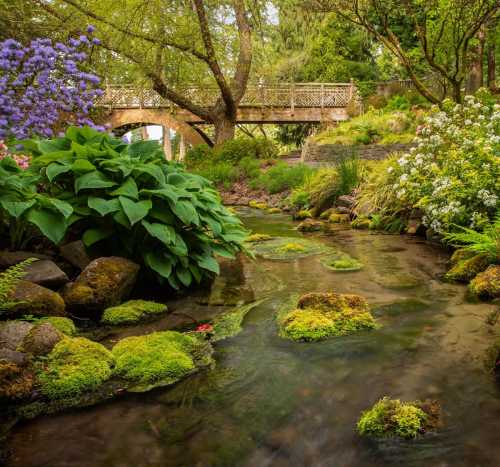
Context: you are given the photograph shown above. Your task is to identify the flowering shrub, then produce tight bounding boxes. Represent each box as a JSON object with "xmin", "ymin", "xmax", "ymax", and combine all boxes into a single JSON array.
[
  {"xmin": 0, "ymin": 26, "xmax": 104, "ymax": 140},
  {"xmin": 385, "ymin": 89, "xmax": 499, "ymax": 233},
  {"xmin": 0, "ymin": 140, "xmax": 30, "ymax": 169}
]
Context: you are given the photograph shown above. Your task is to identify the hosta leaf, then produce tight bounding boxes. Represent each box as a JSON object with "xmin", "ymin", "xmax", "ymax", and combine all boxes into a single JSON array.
[
  {"xmin": 212, "ymin": 243, "xmax": 236, "ymax": 259},
  {"xmin": 119, "ymin": 196, "xmax": 151, "ymax": 225},
  {"xmin": 150, "ymin": 203, "xmax": 175, "ymax": 224},
  {"xmin": 113, "ymin": 209, "xmax": 131, "ymax": 228},
  {"xmin": 45, "ymin": 198, "xmax": 73, "ymax": 218},
  {"xmin": 170, "ymin": 199, "xmax": 199, "ymax": 225},
  {"xmin": 144, "ymin": 251, "xmax": 173, "ymax": 279},
  {"xmin": 26, "ymin": 208, "xmax": 68, "ymax": 244},
  {"xmin": 189, "ymin": 264, "xmax": 202, "ymax": 283},
  {"xmin": 133, "ymin": 164, "xmax": 165, "ymax": 185},
  {"xmin": 32, "ymin": 150, "xmax": 74, "ymax": 166},
  {"xmin": 176, "ymin": 267, "xmax": 192, "ymax": 287},
  {"xmin": 88, "ymin": 197, "xmax": 121, "ymax": 216},
  {"xmin": 110, "ymin": 177, "xmax": 138, "ymax": 199},
  {"xmin": 82, "ymin": 227, "xmax": 112, "ymax": 246},
  {"xmin": 71, "ymin": 159, "xmax": 96, "ymax": 173},
  {"xmin": 46, "ymin": 163, "xmax": 71, "ymax": 182},
  {"xmin": 167, "ymin": 173, "xmax": 187, "ymax": 186},
  {"xmin": 75, "ymin": 171, "xmax": 116, "ymax": 193},
  {"xmin": 141, "ymin": 187, "xmax": 178, "ymax": 203},
  {"xmin": 0, "ymin": 199, "xmax": 36, "ymax": 218},
  {"xmin": 141, "ymin": 220, "xmax": 174, "ymax": 246},
  {"xmin": 128, "ymin": 140, "xmax": 162, "ymax": 158},
  {"xmin": 196, "ymin": 254, "xmax": 220, "ymax": 274}
]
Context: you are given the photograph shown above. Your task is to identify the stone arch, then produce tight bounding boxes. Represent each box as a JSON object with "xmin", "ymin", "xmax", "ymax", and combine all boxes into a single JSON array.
[{"xmin": 107, "ymin": 108, "xmax": 205, "ymax": 146}]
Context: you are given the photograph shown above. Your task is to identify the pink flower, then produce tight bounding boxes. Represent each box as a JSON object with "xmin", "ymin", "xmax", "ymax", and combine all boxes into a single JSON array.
[{"xmin": 195, "ymin": 323, "xmax": 213, "ymax": 333}]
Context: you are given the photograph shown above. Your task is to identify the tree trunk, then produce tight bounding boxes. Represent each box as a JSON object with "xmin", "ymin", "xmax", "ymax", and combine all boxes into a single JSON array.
[
  {"xmin": 214, "ymin": 114, "xmax": 236, "ymax": 146},
  {"xmin": 487, "ymin": 42, "xmax": 497, "ymax": 91},
  {"xmin": 466, "ymin": 28, "xmax": 485, "ymax": 94}
]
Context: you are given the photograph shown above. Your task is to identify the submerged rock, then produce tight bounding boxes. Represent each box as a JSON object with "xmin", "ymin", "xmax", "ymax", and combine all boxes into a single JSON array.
[
  {"xmin": 297, "ymin": 219, "xmax": 323, "ymax": 232},
  {"xmin": 62, "ymin": 256, "xmax": 140, "ymax": 314},
  {"xmin": 9, "ymin": 280, "xmax": 66, "ymax": 318},
  {"xmin": 357, "ymin": 397, "xmax": 441, "ymax": 439},
  {"xmin": 469, "ymin": 265, "xmax": 500, "ymax": 300},
  {"xmin": 101, "ymin": 300, "xmax": 168, "ymax": 325},
  {"xmin": 278, "ymin": 292, "xmax": 377, "ymax": 342},
  {"xmin": 249, "ymin": 200, "xmax": 268, "ymax": 210},
  {"xmin": 210, "ymin": 300, "xmax": 264, "ymax": 342},
  {"xmin": 246, "ymin": 233, "xmax": 273, "ymax": 243},
  {"xmin": 111, "ymin": 331, "xmax": 213, "ymax": 392}
]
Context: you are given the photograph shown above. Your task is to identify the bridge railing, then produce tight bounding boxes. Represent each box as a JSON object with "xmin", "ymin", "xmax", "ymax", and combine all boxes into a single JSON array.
[{"xmin": 99, "ymin": 82, "xmax": 357, "ymax": 110}]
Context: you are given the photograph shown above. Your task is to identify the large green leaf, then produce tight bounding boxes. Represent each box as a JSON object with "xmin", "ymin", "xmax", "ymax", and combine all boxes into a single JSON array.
[
  {"xmin": 0, "ymin": 199, "xmax": 36, "ymax": 218},
  {"xmin": 141, "ymin": 220, "xmax": 175, "ymax": 246},
  {"xmin": 71, "ymin": 159, "xmax": 96, "ymax": 173},
  {"xmin": 141, "ymin": 187, "xmax": 178, "ymax": 203},
  {"xmin": 26, "ymin": 208, "xmax": 68, "ymax": 244},
  {"xmin": 32, "ymin": 150, "xmax": 74, "ymax": 166},
  {"xmin": 110, "ymin": 177, "xmax": 139, "ymax": 199},
  {"xmin": 196, "ymin": 254, "xmax": 220, "ymax": 274},
  {"xmin": 133, "ymin": 164, "xmax": 165, "ymax": 185},
  {"xmin": 119, "ymin": 196, "xmax": 152, "ymax": 225},
  {"xmin": 46, "ymin": 163, "xmax": 72, "ymax": 182},
  {"xmin": 45, "ymin": 198, "xmax": 73, "ymax": 219},
  {"xmin": 144, "ymin": 251, "xmax": 173, "ymax": 279},
  {"xmin": 75, "ymin": 171, "xmax": 117, "ymax": 193},
  {"xmin": 170, "ymin": 199, "xmax": 199, "ymax": 225},
  {"xmin": 176, "ymin": 267, "xmax": 192, "ymax": 287},
  {"xmin": 88, "ymin": 197, "xmax": 121, "ymax": 216},
  {"xmin": 82, "ymin": 227, "xmax": 112, "ymax": 246},
  {"xmin": 167, "ymin": 173, "xmax": 187, "ymax": 186}
]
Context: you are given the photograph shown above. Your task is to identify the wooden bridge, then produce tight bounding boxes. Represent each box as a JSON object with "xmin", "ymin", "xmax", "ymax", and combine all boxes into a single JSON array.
[{"xmin": 99, "ymin": 82, "xmax": 357, "ymax": 158}]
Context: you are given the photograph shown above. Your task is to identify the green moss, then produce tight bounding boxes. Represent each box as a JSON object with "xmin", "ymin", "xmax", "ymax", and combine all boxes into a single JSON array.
[
  {"xmin": 469, "ymin": 265, "xmax": 500, "ymax": 300},
  {"xmin": 297, "ymin": 220, "xmax": 323, "ymax": 232},
  {"xmin": 37, "ymin": 337, "xmax": 114, "ymax": 400},
  {"xmin": 36, "ymin": 317, "xmax": 77, "ymax": 336},
  {"xmin": 294, "ymin": 209, "xmax": 312, "ymax": 220},
  {"xmin": 101, "ymin": 300, "xmax": 167, "ymax": 325},
  {"xmin": 0, "ymin": 362, "xmax": 33, "ymax": 400},
  {"xmin": 248, "ymin": 236, "xmax": 334, "ymax": 261},
  {"xmin": 450, "ymin": 248, "xmax": 475, "ymax": 266},
  {"xmin": 278, "ymin": 292, "xmax": 376, "ymax": 342},
  {"xmin": 329, "ymin": 213, "xmax": 350, "ymax": 224},
  {"xmin": 351, "ymin": 217, "xmax": 370, "ymax": 229},
  {"xmin": 278, "ymin": 243, "xmax": 306, "ymax": 253},
  {"xmin": 249, "ymin": 200, "xmax": 268, "ymax": 210},
  {"xmin": 444, "ymin": 254, "xmax": 490, "ymax": 282},
  {"xmin": 357, "ymin": 397, "xmax": 428, "ymax": 439},
  {"xmin": 267, "ymin": 207, "xmax": 281, "ymax": 214},
  {"xmin": 246, "ymin": 233, "xmax": 273, "ymax": 243},
  {"xmin": 211, "ymin": 300, "xmax": 264, "ymax": 342},
  {"xmin": 321, "ymin": 254, "xmax": 363, "ymax": 272},
  {"xmin": 112, "ymin": 331, "xmax": 207, "ymax": 391}
]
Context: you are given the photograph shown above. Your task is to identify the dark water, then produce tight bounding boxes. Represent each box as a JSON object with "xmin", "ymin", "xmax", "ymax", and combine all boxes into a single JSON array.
[{"xmin": 6, "ymin": 208, "xmax": 500, "ymax": 467}]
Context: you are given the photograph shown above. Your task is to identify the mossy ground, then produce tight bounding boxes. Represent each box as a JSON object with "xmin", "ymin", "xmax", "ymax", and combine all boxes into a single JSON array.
[
  {"xmin": 101, "ymin": 300, "xmax": 167, "ymax": 325},
  {"xmin": 357, "ymin": 397, "xmax": 440, "ymax": 439},
  {"xmin": 248, "ymin": 236, "xmax": 333, "ymax": 261},
  {"xmin": 37, "ymin": 337, "xmax": 114, "ymax": 400},
  {"xmin": 112, "ymin": 331, "xmax": 213, "ymax": 392},
  {"xmin": 278, "ymin": 292, "xmax": 377, "ymax": 342}
]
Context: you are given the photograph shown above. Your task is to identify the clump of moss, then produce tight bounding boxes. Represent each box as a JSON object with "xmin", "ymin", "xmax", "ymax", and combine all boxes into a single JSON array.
[
  {"xmin": 267, "ymin": 207, "xmax": 281, "ymax": 214},
  {"xmin": 357, "ymin": 397, "xmax": 439, "ymax": 439},
  {"xmin": 449, "ymin": 248, "xmax": 475, "ymax": 266},
  {"xmin": 249, "ymin": 200, "xmax": 268, "ymax": 210},
  {"xmin": 278, "ymin": 243, "xmax": 306, "ymax": 253},
  {"xmin": 329, "ymin": 213, "xmax": 350, "ymax": 224},
  {"xmin": 112, "ymin": 331, "xmax": 209, "ymax": 391},
  {"xmin": 248, "ymin": 236, "xmax": 333, "ymax": 261},
  {"xmin": 101, "ymin": 300, "xmax": 167, "ymax": 325},
  {"xmin": 0, "ymin": 362, "xmax": 33, "ymax": 400},
  {"xmin": 351, "ymin": 216, "xmax": 370, "ymax": 229},
  {"xmin": 36, "ymin": 317, "xmax": 77, "ymax": 336},
  {"xmin": 278, "ymin": 292, "xmax": 376, "ymax": 342},
  {"xmin": 37, "ymin": 337, "xmax": 114, "ymax": 399},
  {"xmin": 297, "ymin": 220, "xmax": 323, "ymax": 232},
  {"xmin": 321, "ymin": 254, "xmax": 363, "ymax": 272},
  {"xmin": 294, "ymin": 209, "xmax": 312, "ymax": 220},
  {"xmin": 469, "ymin": 265, "xmax": 500, "ymax": 300},
  {"xmin": 211, "ymin": 300, "xmax": 264, "ymax": 342},
  {"xmin": 246, "ymin": 233, "xmax": 273, "ymax": 243},
  {"xmin": 444, "ymin": 254, "xmax": 490, "ymax": 282}
]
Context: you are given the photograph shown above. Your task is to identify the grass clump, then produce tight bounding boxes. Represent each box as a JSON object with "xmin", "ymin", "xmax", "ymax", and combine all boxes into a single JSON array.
[
  {"xmin": 278, "ymin": 292, "xmax": 376, "ymax": 342},
  {"xmin": 101, "ymin": 300, "xmax": 167, "ymax": 325},
  {"xmin": 0, "ymin": 258, "xmax": 37, "ymax": 314},
  {"xmin": 112, "ymin": 331, "xmax": 203, "ymax": 391},
  {"xmin": 37, "ymin": 337, "xmax": 114, "ymax": 399},
  {"xmin": 357, "ymin": 397, "xmax": 430, "ymax": 439}
]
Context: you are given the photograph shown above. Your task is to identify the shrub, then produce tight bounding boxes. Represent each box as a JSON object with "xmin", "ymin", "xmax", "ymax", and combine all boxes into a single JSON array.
[
  {"xmin": 386, "ymin": 95, "xmax": 411, "ymax": 111},
  {"xmin": 253, "ymin": 162, "xmax": 313, "ymax": 194},
  {"xmin": 215, "ymin": 137, "xmax": 278, "ymax": 163},
  {"xmin": 12, "ymin": 127, "xmax": 248, "ymax": 288}
]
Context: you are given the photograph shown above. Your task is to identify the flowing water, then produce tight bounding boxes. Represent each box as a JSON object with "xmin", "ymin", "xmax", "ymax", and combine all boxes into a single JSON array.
[{"xmin": 5, "ymin": 208, "xmax": 500, "ymax": 467}]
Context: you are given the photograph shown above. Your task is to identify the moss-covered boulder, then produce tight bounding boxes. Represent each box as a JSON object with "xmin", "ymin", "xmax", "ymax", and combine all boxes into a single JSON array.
[
  {"xmin": 444, "ymin": 254, "xmax": 490, "ymax": 283},
  {"xmin": 62, "ymin": 257, "xmax": 140, "ymax": 314},
  {"xmin": 112, "ymin": 331, "xmax": 213, "ymax": 392},
  {"xmin": 0, "ymin": 361, "xmax": 33, "ymax": 401},
  {"xmin": 246, "ymin": 233, "xmax": 273, "ymax": 243},
  {"xmin": 101, "ymin": 300, "xmax": 168, "ymax": 325},
  {"xmin": 351, "ymin": 216, "xmax": 370, "ymax": 229},
  {"xmin": 21, "ymin": 323, "xmax": 63, "ymax": 356},
  {"xmin": 0, "ymin": 320, "xmax": 34, "ymax": 350},
  {"xmin": 37, "ymin": 337, "xmax": 114, "ymax": 399},
  {"xmin": 35, "ymin": 317, "xmax": 77, "ymax": 336},
  {"xmin": 469, "ymin": 265, "xmax": 500, "ymax": 300},
  {"xmin": 293, "ymin": 209, "xmax": 312, "ymax": 220},
  {"xmin": 297, "ymin": 219, "xmax": 323, "ymax": 232},
  {"xmin": 249, "ymin": 200, "xmax": 268, "ymax": 210},
  {"xmin": 329, "ymin": 213, "xmax": 350, "ymax": 224},
  {"xmin": 248, "ymin": 236, "xmax": 333, "ymax": 261},
  {"xmin": 9, "ymin": 280, "xmax": 66, "ymax": 318},
  {"xmin": 357, "ymin": 397, "xmax": 440, "ymax": 439},
  {"xmin": 267, "ymin": 207, "xmax": 281, "ymax": 214},
  {"xmin": 278, "ymin": 292, "xmax": 377, "ymax": 342}
]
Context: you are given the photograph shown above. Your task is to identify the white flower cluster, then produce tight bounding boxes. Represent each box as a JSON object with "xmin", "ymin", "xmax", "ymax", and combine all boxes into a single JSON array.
[{"xmin": 477, "ymin": 189, "xmax": 498, "ymax": 208}]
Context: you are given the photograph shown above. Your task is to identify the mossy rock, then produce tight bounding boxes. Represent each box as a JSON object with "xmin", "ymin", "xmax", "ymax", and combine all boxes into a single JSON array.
[
  {"xmin": 20, "ymin": 323, "xmax": 63, "ymax": 356},
  {"xmin": 449, "ymin": 248, "xmax": 475, "ymax": 266},
  {"xmin": 278, "ymin": 292, "xmax": 377, "ymax": 342},
  {"xmin": 329, "ymin": 213, "xmax": 350, "ymax": 224},
  {"xmin": 111, "ymin": 331, "xmax": 213, "ymax": 392},
  {"xmin": 351, "ymin": 217, "xmax": 370, "ymax": 229},
  {"xmin": 375, "ymin": 273, "xmax": 423, "ymax": 290},
  {"xmin": 249, "ymin": 200, "xmax": 268, "ymax": 210},
  {"xmin": 469, "ymin": 265, "xmax": 500, "ymax": 300},
  {"xmin": 37, "ymin": 337, "xmax": 114, "ymax": 400},
  {"xmin": 9, "ymin": 280, "xmax": 66, "ymax": 318},
  {"xmin": 321, "ymin": 254, "xmax": 363, "ymax": 272},
  {"xmin": 444, "ymin": 254, "xmax": 490, "ymax": 283},
  {"xmin": 101, "ymin": 300, "xmax": 168, "ymax": 325},
  {"xmin": 35, "ymin": 317, "xmax": 77, "ymax": 336},
  {"xmin": 357, "ymin": 397, "xmax": 441, "ymax": 439},
  {"xmin": 248, "ymin": 236, "xmax": 333, "ymax": 261},
  {"xmin": 246, "ymin": 233, "xmax": 273, "ymax": 243},
  {"xmin": 297, "ymin": 219, "xmax": 323, "ymax": 232},
  {"xmin": 293, "ymin": 209, "xmax": 312, "ymax": 220},
  {"xmin": 0, "ymin": 361, "xmax": 33, "ymax": 401},
  {"xmin": 267, "ymin": 207, "xmax": 281, "ymax": 214}
]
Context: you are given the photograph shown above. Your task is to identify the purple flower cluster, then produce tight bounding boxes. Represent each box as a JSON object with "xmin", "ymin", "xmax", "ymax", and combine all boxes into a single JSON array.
[{"xmin": 0, "ymin": 27, "xmax": 105, "ymax": 140}]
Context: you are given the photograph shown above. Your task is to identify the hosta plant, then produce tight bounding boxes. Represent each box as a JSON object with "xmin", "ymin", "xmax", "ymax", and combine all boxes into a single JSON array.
[{"xmin": 3, "ymin": 126, "xmax": 248, "ymax": 288}]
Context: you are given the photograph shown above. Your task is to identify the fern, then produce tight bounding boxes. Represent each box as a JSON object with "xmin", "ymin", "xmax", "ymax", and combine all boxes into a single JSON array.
[
  {"xmin": 443, "ymin": 213, "xmax": 500, "ymax": 262},
  {"xmin": 0, "ymin": 258, "xmax": 37, "ymax": 313}
]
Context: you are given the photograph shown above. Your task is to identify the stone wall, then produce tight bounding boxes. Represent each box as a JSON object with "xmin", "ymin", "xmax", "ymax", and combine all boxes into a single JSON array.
[{"xmin": 301, "ymin": 140, "xmax": 414, "ymax": 163}]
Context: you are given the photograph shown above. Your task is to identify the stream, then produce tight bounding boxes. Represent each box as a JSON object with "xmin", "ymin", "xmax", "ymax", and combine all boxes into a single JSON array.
[{"xmin": 5, "ymin": 208, "xmax": 500, "ymax": 467}]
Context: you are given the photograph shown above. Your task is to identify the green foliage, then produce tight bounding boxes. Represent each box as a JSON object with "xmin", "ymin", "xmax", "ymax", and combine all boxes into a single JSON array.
[
  {"xmin": 36, "ymin": 317, "xmax": 77, "ymax": 336},
  {"xmin": 275, "ymin": 124, "xmax": 317, "ymax": 148},
  {"xmin": 101, "ymin": 300, "xmax": 167, "ymax": 325},
  {"xmin": 386, "ymin": 95, "xmax": 410, "ymax": 111},
  {"xmin": 0, "ymin": 258, "xmax": 36, "ymax": 313},
  {"xmin": 469, "ymin": 265, "xmax": 500, "ymax": 300},
  {"xmin": 112, "ymin": 331, "xmax": 199, "ymax": 389},
  {"xmin": 251, "ymin": 162, "xmax": 313, "ymax": 194},
  {"xmin": 357, "ymin": 398, "xmax": 427, "ymax": 439},
  {"xmin": 15, "ymin": 126, "xmax": 248, "ymax": 288},
  {"xmin": 37, "ymin": 337, "xmax": 114, "ymax": 399}
]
